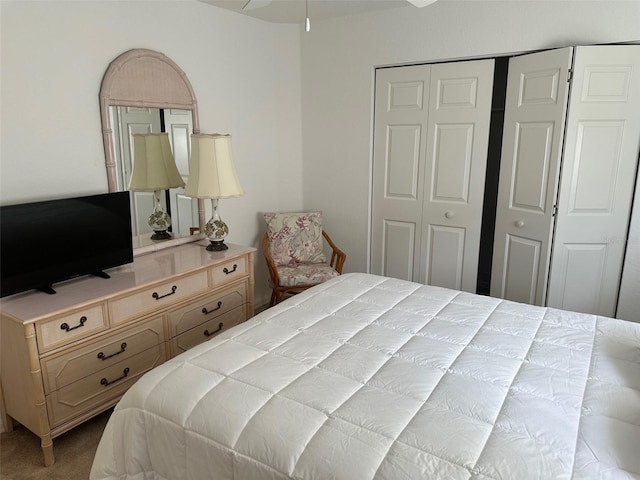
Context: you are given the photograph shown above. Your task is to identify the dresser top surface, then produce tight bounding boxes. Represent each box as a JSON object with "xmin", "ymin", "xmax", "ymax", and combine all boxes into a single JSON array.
[{"xmin": 0, "ymin": 242, "xmax": 254, "ymax": 323}]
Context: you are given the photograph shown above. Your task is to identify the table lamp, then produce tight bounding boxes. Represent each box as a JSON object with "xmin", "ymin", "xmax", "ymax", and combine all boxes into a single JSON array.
[
  {"xmin": 185, "ymin": 133, "xmax": 244, "ymax": 251},
  {"xmin": 129, "ymin": 133, "xmax": 185, "ymax": 240}
]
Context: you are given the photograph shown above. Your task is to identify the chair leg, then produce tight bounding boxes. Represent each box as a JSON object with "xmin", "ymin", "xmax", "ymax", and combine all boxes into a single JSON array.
[
  {"xmin": 275, "ymin": 290, "xmax": 284, "ymax": 305},
  {"xmin": 270, "ymin": 290, "xmax": 277, "ymax": 307}
]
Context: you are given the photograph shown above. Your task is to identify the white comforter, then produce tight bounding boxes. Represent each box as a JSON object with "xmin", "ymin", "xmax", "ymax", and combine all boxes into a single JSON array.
[{"xmin": 91, "ymin": 273, "xmax": 640, "ymax": 479}]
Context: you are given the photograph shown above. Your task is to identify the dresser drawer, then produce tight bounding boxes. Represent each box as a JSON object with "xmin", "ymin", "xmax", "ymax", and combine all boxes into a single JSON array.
[
  {"xmin": 211, "ymin": 256, "xmax": 247, "ymax": 286},
  {"xmin": 110, "ymin": 271, "xmax": 208, "ymax": 325},
  {"xmin": 41, "ymin": 316, "xmax": 165, "ymax": 395},
  {"xmin": 46, "ymin": 344, "xmax": 166, "ymax": 427},
  {"xmin": 168, "ymin": 282, "xmax": 247, "ymax": 338},
  {"xmin": 169, "ymin": 306, "xmax": 246, "ymax": 356},
  {"xmin": 36, "ymin": 304, "xmax": 108, "ymax": 353}
]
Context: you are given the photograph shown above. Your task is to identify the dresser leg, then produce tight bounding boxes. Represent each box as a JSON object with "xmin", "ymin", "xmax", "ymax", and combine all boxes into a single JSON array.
[
  {"xmin": 0, "ymin": 388, "xmax": 13, "ymax": 432},
  {"xmin": 1, "ymin": 414, "xmax": 14, "ymax": 432},
  {"xmin": 41, "ymin": 435, "xmax": 55, "ymax": 466}
]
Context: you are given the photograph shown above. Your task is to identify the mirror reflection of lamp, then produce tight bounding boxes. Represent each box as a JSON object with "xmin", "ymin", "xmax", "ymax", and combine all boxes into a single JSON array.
[
  {"xmin": 128, "ymin": 133, "xmax": 185, "ymax": 240},
  {"xmin": 185, "ymin": 134, "xmax": 244, "ymax": 251}
]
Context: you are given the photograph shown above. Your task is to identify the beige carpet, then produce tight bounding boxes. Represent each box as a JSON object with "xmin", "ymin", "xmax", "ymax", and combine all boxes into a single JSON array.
[{"xmin": 0, "ymin": 408, "xmax": 112, "ymax": 480}]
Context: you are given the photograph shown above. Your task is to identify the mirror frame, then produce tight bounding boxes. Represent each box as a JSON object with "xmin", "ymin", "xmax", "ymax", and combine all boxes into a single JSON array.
[{"xmin": 99, "ymin": 48, "xmax": 205, "ymax": 253}]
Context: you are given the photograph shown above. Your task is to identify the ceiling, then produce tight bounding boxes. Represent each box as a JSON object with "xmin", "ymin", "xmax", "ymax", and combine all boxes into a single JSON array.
[{"xmin": 199, "ymin": 0, "xmax": 414, "ymax": 24}]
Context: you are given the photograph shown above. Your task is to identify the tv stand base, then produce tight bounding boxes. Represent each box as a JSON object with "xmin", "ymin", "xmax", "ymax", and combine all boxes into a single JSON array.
[{"xmin": 37, "ymin": 285, "xmax": 56, "ymax": 295}]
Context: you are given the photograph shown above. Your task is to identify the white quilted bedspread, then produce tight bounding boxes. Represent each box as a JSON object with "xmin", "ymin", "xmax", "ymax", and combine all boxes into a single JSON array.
[{"xmin": 90, "ymin": 273, "xmax": 640, "ymax": 480}]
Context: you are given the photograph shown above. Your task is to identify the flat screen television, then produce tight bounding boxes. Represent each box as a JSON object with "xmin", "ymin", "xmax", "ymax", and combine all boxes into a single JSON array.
[{"xmin": 1, "ymin": 192, "xmax": 133, "ymax": 297}]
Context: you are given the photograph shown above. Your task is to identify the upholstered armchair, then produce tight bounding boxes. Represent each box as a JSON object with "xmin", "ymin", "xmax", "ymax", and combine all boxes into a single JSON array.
[{"xmin": 262, "ymin": 211, "xmax": 346, "ymax": 306}]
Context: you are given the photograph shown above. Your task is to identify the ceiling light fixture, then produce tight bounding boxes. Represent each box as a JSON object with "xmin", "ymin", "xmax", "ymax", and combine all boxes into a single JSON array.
[
  {"xmin": 305, "ymin": 0, "xmax": 310, "ymax": 32},
  {"xmin": 406, "ymin": 0, "xmax": 438, "ymax": 6}
]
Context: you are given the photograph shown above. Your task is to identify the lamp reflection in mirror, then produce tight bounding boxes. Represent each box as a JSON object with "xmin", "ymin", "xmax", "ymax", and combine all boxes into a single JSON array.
[
  {"xmin": 185, "ymin": 134, "xmax": 244, "ymax": 251},
  {"xmin": 129, "ymin": 133, "xmax": 185, "ymax": 240}
]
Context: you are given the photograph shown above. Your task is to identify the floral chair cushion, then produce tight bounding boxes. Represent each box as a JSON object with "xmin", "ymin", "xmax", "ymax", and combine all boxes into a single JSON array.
[
  {"xmin": 276, "ymin": 262, "xmax": 340, "ymax": 287},
  {"xmin": 264, "ymin": 211, "xmax": 326, "ymax": 266}
]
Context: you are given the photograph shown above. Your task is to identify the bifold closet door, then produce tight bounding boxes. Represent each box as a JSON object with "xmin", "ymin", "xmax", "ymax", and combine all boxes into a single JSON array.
[
  {"xmin": 547, "ymin": 45, "xmax": 640, "ymax": 316},
  {"xmin": 490, "ymin": 47, "xmax": 573, "ymax": 305},
  {"xmin": 371, "ymin": 65, "xmax": 431, "ymax": 282},
  {"xmin": 371, "ymin": 60, "xmax": 494, "ymax": 292},
  {"xmin": 492, "ymin": 45, "xmax": 640, "ymax": 316}
]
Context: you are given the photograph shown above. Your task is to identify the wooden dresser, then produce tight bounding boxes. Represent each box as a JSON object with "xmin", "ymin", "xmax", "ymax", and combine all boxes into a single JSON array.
[{"xmin": 0, "ymin": 241, "xmax": 255, "ymax": 466}]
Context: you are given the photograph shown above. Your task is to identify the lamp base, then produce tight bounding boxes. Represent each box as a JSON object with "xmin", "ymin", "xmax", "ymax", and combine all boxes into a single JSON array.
[
  {"xmin": 151, "ymin": 230, "xmax": 172, "ymax": 240},
  {"xmin": 204, "ymin": 199, "xmax": 230, "ymax": 252},
  {"xmin": 147, "ymin": 191, "xmax": 173, "ymax": 241},
  {"xmin": 206, "ymin": 240, "xmax": 228, "ymax": 251}
]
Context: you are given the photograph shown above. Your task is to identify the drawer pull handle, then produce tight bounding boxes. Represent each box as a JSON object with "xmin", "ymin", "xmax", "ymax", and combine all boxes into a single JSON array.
[
  {"xmin": 100, "ymin": 367, "xmax": 130, "ymax": 387},
  {"xmin": 60, "ymin": 316, "xmax": 87, "ymax": 332},
  {"xmin": 202, "ymin": 301, "xmax": 223, "ymax": 315},
  {"xmin": 204, "ymin": 322, "xmax": 224, "ymax": 337},
  {"xmin": 97, "ymin": 342, "xmax": 127, "ymax": 361},
  {"xmin": 152, "ymin": 285, "xmax": 177, "ymax": 300},
  {"xmin": 223, "ymin": 264, "xmax": 237, "ymax": 275}
]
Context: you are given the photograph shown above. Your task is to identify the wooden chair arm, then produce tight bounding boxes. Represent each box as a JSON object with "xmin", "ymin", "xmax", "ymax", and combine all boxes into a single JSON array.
[{"xmin": 322, "ymin": 230, "xmax": 347, "ymax": 274}]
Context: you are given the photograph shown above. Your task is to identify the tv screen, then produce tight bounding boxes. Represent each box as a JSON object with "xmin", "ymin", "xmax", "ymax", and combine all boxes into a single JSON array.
[{"xmin": 1, "ymin": 192, "xmax": 133, "ymax": 297}]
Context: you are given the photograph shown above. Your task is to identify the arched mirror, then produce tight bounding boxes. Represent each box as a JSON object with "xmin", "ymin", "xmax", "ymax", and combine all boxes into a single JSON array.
[{"xmin": 100, "ymin": 48, "xmax": 205, "ymax": 253}]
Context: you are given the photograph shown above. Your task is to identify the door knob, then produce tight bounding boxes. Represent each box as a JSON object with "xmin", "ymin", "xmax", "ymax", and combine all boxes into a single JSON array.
[
  {"xmin": 444, "ymin": 211, "xmax": 454, "ymax": 219},
  {"xmin": 515, "ymin": 220, "xmax": 525, "ymax": 228}
]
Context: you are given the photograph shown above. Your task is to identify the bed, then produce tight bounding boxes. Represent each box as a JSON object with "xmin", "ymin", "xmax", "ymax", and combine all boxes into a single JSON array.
[{"xmin": 90, "ymin": 273, "xmax": 640, "ymax": 479}]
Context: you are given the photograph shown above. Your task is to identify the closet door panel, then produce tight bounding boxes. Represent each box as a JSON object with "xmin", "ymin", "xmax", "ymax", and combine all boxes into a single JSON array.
[
  {"xmin": 419, "ymin": 59, "xmax": 494, "ymax": 291},
  {"xmin": 501, "ymin": 235, "xmax": 542, "ymax": 304},
  {"xmin": 382, "ymin": 220, "xmax": 416, "ymax": 281},
  {"xmin": 386, "ymin": 125, "xmax": 422, "ymax": 198},
  {"xmin": 548, "ymin": 46, "xmax": 640, "ymax": 316},
  {"xmin": 510, "ymin": 122, "xmax": 555, "ymax": 212},
  {"xmin": 372, "ymin": 65, "xmax": 431, "ymax": 281},
  {"xmin": 491, "ymin": 47, "xmax": 573, "ymax": 304},
  {"xmin": 426, "ymin": 225, "xmax": 465, "ymax": 289},
  {"xmin": 550, "ymin": 243, "xmax": 607, "ymax": 314},
  {"xmin": 431, "ymin": 124, "xmax": 474, "ymax": 202}
]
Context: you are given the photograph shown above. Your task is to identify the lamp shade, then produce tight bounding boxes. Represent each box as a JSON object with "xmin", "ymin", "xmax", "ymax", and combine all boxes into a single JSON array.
[
  {"xmin": 185, "ymin": 134, "xmax": 244, "ymax": 199},
  {"xmin": 128, "ymin": 133, "xmax": 185, "ymax": 191}
]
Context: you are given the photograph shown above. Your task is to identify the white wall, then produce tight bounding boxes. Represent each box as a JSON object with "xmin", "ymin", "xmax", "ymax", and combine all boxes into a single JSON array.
[
  {"xmin": 0, "ymin": 0, "xmax": 304, "ymax": 307},
  {"xmin": 300, "ymin": 0, "xmax": 640, "ymax": 278}
]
